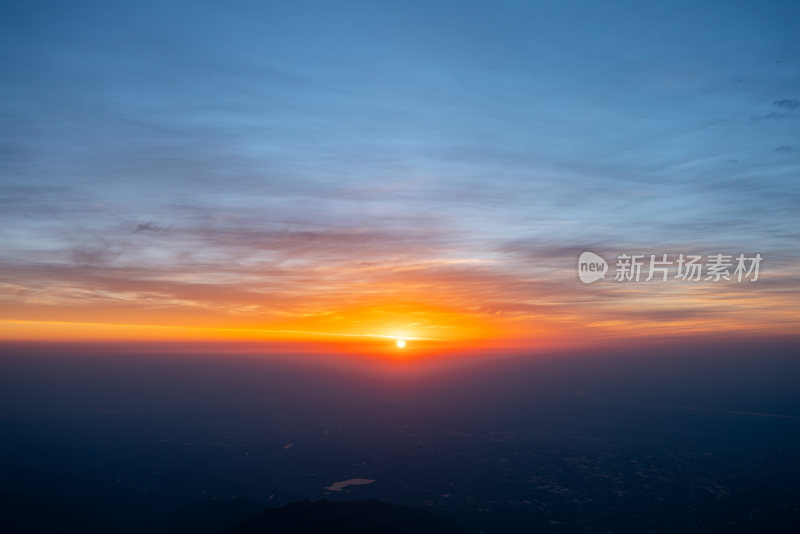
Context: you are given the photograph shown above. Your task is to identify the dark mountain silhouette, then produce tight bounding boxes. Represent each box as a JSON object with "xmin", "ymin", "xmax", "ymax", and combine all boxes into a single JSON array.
[
  {"xmin": 226, "ymin": 499, "xmax": 471, "ymax": 534},
  {"xmin": 144, "ymin": 499, "xmax": 264, "ymax": 534},
  {"xmin": 0, "ymin": 493, "xmax": 471, "ymax": 534}
]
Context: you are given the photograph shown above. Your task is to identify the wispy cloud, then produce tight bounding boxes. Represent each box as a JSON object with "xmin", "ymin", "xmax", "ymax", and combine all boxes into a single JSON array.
[{"xmin": 774, "ymin": 99, "xmax": 799, "ymax": 110}]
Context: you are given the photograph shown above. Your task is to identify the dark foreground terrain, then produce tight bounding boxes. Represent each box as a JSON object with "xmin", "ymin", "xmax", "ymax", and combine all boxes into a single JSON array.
[
  {"xmin": 1, "ymin": 497, "xmax": 467, "ymax": 534},
  {"xmin": 229, "ymin": 499, "xmax": 467, "ymax": 534},
  {"xmin": 1, "ymin": 339, "xmax": 799, "ymax": 533}
]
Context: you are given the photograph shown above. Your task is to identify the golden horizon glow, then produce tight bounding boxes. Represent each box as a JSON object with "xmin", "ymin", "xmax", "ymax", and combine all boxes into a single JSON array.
[{"xmin": 2, "ymin": 259, "xmax": 799, "ymax": 352}]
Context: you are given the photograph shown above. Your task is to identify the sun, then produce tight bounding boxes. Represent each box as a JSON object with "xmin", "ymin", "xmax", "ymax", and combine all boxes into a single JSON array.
[{"xmin": 395, "ymin": 339, "xmax": 406, "ymax": 349}]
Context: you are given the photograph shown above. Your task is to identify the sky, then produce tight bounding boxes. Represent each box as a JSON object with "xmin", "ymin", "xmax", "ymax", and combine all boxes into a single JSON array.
[{"xmin": 1, "ymin": 0, "xmax": 799, "ymax": 353}]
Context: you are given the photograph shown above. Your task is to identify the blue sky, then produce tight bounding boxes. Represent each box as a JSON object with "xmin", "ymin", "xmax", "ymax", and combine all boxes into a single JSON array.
[{"xmin": 1, "ymin": 1, "xmax": 799, "ymax": 344}]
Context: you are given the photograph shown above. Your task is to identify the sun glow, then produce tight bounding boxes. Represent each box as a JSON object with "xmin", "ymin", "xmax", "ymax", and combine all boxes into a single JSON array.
[{"xmin": 395, "ymin": 339, "xmax": 406, "ymax": 349}]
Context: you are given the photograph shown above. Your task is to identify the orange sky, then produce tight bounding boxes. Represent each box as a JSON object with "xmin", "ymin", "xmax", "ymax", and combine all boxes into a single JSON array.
[{"xmin": 2, "ymin": 256, "xmax": 798, "ymax": 356}]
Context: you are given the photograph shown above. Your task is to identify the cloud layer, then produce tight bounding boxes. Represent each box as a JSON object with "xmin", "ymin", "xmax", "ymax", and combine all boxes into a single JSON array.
[{"xmin": 1, "ymin": 1, "xmax": 799, "ymax": 347}]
